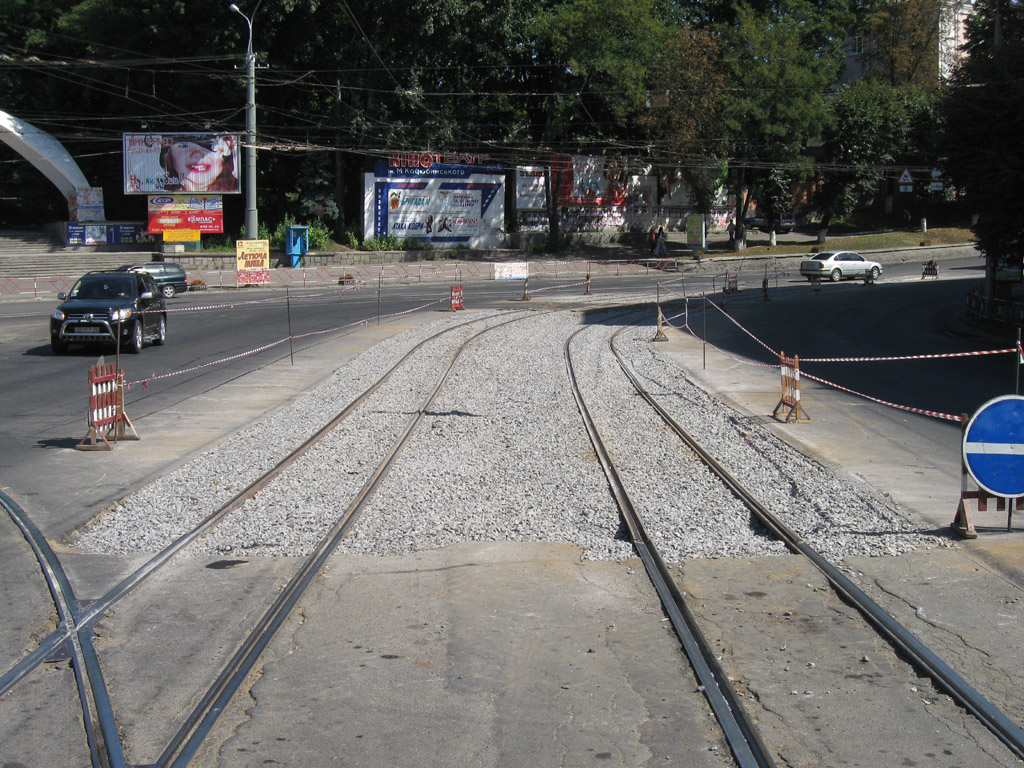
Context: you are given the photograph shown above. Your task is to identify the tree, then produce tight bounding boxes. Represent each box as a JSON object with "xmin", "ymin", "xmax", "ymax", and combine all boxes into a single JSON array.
[
  {"xmin": 857, "ymin": 0, "xmax": 945, "ymax": 87},
  {"xmin": 530, "ymin": 0, "xmax": 668, "ymax": 242},
  {"xmin": 636, "ymin": 27, "xmax": 727, "ymax": 214},
  {"xmin": 814, "ymin": 80, "xmax": 936, "ymax": 238},
  {"xmin": 717, "ymin": 0, "xmax": 850, "ymax": 249},
  {"xmin": 939, "ymin": 0, "xmax": 1024, "ymax": 309}
]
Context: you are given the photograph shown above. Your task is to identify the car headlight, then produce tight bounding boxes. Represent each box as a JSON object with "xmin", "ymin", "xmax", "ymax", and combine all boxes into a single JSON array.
[
  {"xmin": 52, "ymin": 309, "xmax": 65, "ymax": 321},
  {"xmin": 111, "ymin": 308, "xmax": 134, "ymax": 322}
]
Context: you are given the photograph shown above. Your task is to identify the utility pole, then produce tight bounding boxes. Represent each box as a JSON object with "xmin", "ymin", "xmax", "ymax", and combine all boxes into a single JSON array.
[{"xmin": 230, "ymin": 3, "xmax": 259, "ymax": 239}]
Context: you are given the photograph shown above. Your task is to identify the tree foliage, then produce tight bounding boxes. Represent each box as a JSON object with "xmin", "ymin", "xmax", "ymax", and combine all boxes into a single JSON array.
[
  {"xmin": 816, "ymin": 80, "xmax": 936, "ymax": 229},
  {"xmin": 2, "ymin": 0, "xmax": 953, "ymax": 245},
  {"xmin": 857, "ymin": 0, "xmax": 944, "ymax": 87},
  {"xmin": 716, "ymin": 0, "xmax": 850, "ymax": 246},
  {"xmin": 939, "ymin": 0, "xmax": 1024, "ymax": 300}
]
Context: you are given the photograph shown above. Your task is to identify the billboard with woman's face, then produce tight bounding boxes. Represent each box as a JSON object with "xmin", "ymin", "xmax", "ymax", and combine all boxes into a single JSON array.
[{"xmin": 123, "ymin": 133, "xmax": 240, "ymax": 194}]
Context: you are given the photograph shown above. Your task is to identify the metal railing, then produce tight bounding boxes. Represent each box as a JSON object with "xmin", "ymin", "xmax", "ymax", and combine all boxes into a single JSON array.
[{"xmin": 966, "ymin": 286, "xmax": 1024, "ymax": 327}]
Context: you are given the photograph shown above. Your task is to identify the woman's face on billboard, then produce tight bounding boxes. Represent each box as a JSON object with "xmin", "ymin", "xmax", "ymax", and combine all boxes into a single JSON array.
[{"xmin": 167, "ymin": 140, "xmax": 225, "ymax": 191}]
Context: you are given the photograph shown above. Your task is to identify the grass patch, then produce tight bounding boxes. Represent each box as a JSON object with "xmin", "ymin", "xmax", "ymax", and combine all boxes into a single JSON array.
[{"xmin": 725, "ymin": 227, "xmax": 974, "ymax": 258}]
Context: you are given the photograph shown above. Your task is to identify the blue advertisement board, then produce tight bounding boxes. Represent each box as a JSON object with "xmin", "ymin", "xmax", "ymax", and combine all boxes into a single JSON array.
[{"xmin": 365, "ymin": 157, "xmax": 505, "ymax": 248}]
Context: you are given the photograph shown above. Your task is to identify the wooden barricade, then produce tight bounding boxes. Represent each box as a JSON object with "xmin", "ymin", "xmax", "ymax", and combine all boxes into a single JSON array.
[
  {"xmin": 76, "ymin": 361, "xmax": 138, "ymax": 450},
  {"xmin": 772, "ymin": 351, "xmax": 810, "ymax": 423},
  {"xmin": 449, "ymin": 285, "xmax": 464, "ymax": 311}
]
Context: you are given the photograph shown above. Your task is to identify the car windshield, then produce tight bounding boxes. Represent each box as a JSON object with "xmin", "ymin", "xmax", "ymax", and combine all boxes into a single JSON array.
[
  {"xmin": 69, "ymin": 276, "xmax": 135, "ymax": 300},
  {"xmin": 811, "ymin": 253, "xmax": 837, "ymax": 261}
]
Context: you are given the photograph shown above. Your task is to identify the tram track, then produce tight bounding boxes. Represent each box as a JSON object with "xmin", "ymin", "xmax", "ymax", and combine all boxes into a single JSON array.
[
  {"xmin": 2, "ymin": 309, "xmax": 536, "ymax": 767},
  {"xmin": 4, "ymin": 297, "xmax": 1024, "ymax": 766},
  {"xmin": 563, "ymin": 314, "xmax": 1024, "ymax": 765}
]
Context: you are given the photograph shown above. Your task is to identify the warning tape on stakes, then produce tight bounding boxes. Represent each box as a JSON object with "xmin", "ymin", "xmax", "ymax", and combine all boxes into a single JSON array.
[
  {"xmin": 153, "ymin": 288, "xmax": 352, "ymax": 314},
  {"xmin": 703, "ymin": 296, "xmax": 781, "ymax": 359},
  {"xmin": 801, "ymin": 348, "xmax": 1019, "ymax": 363},
  {"xmin": 528, "ymin": 279, "xmax": 588, "ymax": 295},
  {"xmin": 799, "ymin": 369, "xmax": 963, "ymax": 422},
  {"xmin": 126, "ymin": 294, "xmax": 452, "ymax": 390},
  {"xmin": 127, "ymin": 336, "xmax": 295, "ymax": 390},
  {"xmin": 659, "ymin": 302, "xmax": 971, "ymax": 420}
]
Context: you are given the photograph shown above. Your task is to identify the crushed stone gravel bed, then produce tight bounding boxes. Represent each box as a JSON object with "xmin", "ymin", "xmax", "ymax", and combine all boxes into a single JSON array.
[{"xmin": 72, "ymin": 304, "xmax": 951, "ymax": 563}]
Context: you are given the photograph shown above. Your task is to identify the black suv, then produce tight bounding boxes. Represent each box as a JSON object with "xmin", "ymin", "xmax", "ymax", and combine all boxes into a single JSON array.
[
  {"xmin": 50, "ymin": 271, "xmax": 167, "ymax": 354},
  {"xmin": 117, "ymin": 261, "xmax": 189, "ymax": 298}
]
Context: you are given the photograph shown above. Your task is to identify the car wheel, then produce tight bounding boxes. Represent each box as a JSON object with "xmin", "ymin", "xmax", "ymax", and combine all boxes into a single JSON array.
[
  {"xmin": 51, "ymin": 339, "xmax": 68, "ymax": 355},
  {"xmin": 162, "ymin": 284, "xmax": 176, "ymax": 298},
  {"xmin": 830, "ymin": 268, "xmax": 842, "ymax": 282},
  {"xmin": 153, "ymin": 315, "xmax": 166, "ymax": 346},
  {"xmin": 128, "ymin": 320, "xmax": 144, "ymax": 353},
  {"xmin": 870, "ymin": 266, "xmax": 880, "ymax": 280}
]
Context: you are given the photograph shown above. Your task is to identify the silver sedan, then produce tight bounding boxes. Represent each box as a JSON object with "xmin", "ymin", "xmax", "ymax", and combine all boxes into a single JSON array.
[{"xmin": 799, "ymin": 251, "xmax": 882, "ymax": 282}]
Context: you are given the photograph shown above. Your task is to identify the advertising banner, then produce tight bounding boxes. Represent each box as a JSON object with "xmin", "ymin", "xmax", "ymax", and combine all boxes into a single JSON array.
[
  {"xmin": 66, "ymin": 224, "xmax": 107, "ymax": 246},
  {"xmin": 686, "ymin": 214, "xmax": 706, "ymax": 249},
  {"xmin": 365, "ymin": 157, "xmax": 505, "ymax": 248},
  {"xmin": 516, "ymin": 166, "xmax": 547, "ymax": 211},
  {"xmin": 124, "ymin": 133, "xmax": 241, "ymax": 195},
  {"xmin": 236, "ymin": 240, "xmax": 270, "ymax": 286},
  {"xmin": 550, "ymin": 154, "xmax": 628, "ymax": 206},
  {"xmin": 147, "ymin": 194, "xmax": 224, "ymax": 233},
  {"xmin": 494, "ymin": 263, "xmax": 529, "ymax": 280},
  {"xmin": 162, "ymin": 229, "xmax": 200, "ymax": 242},
  {"xmin": 68, "ymin": 187, "xmax": 105, "ymax": 222}
]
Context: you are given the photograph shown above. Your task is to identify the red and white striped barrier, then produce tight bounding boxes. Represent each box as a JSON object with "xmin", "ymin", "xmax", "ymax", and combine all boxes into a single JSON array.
[
  {"xmin": 772, "ymin": 352, "xmax": 809, "ymax": 422},
  {"xmin": 77, "ymin": 362, "xmax": 138, "ymax": 450}
]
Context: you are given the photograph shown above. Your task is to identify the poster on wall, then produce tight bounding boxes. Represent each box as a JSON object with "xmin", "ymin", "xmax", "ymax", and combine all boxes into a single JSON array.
[
  {"xmin": 365, "ymin": 155, "xmax": 505, "ymax": 248},
  {"xmin": 123, "ymin": 133, "xmax": 241, "ymax": 194},
  {"xmin": 236, "ymin": 240, "xmax": 270, "ymax": 286},
  {"xmin": 68, "ymin": 187, "xmax": 105, "ymax": 222},
  {"xmin": 550, "ymin": 154, "xmax": 628, "ymax": 206},
  {"xmin": 516, "ymin": 166, "xmax": 547, "ymax": 211}
]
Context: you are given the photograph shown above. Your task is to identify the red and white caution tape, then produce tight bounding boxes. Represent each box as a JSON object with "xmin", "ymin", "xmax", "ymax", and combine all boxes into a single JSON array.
[
  {"xmin": 703, "ymin": 296, "xmax": 781, "ymax": 359},
  {"xmin": 126, "ymin": 294, "xmax": 453, "ymax": 390},
  {"xmin": 801, "ymin": 348, "xmax": 1018, "ymax": 363},
  {"xmin": 799, "ymin": 369, "xmax": 963, "ymax": 422}
]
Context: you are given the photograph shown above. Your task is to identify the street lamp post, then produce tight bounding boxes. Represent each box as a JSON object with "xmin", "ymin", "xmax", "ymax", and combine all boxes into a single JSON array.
[{"xmin": 230, "ymin": 3, "xmax": 258, "ymax": 239}]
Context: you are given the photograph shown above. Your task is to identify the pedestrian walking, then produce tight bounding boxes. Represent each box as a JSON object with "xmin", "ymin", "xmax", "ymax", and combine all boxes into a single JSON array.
[
  {"xmin": 727, "ymin": 219, "xmax": 736, "ymax": 248},
  {"xmin": 654, "ymin": 226, "xmax": 668, "ymax": 256}
]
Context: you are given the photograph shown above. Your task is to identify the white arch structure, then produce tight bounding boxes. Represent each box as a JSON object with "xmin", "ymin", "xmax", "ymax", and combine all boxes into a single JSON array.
[{"xmin": 0, "ymin": 108, "xmax": 101, "ymax": 218}]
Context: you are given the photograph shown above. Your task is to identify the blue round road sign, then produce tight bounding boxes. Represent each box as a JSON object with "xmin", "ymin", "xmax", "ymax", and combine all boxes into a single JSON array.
[{"xmin": 963, "ymin": 395, "xmax": 1024, "ymax": 497}]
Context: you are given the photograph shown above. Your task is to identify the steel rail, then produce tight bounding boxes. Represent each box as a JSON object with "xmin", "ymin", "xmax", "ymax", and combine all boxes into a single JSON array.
[
  {"xmin": 563, "ymin": 325, "xmax": 777, "ymax": 768},
  {"xmin": 1, "ymin": 310, "xmax": 514, "ymax": 690},
  {"xmin": 608, "ymin": 326, "xmax": 1024, "ymax": 762},
  {"xmin": 0, "ymin": 311, "xmax": 520, "ymax": 765},
  {"xmin": 0, "ymin": 490, "xmax": 125, "ymax": 768},
  {"xmin": 156, "ymin": 311, "xmax": 542, "ymax": 767}
]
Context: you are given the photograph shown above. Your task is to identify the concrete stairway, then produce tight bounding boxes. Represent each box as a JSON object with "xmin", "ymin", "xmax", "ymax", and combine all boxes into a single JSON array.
[{"xmin": 0, "ymin": 230, "xmax": 157, "ymax": 278}]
